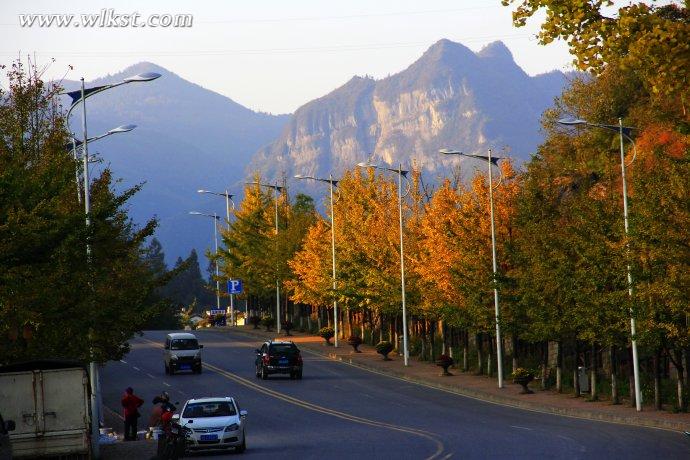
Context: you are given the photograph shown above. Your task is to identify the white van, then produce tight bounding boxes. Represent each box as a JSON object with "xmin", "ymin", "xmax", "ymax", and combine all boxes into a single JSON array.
[{"xmin": 164, "ymin": 332, "xmax": 203, "ymax": 375}]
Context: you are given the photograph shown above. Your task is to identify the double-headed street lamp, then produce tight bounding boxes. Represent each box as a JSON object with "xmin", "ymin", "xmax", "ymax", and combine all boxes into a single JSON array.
[
  {"xmin": 189, "ymin": 212, "xmax": 222, "ymax": 311},
  {"xmin": 64, "ymin": 125, "xmax": 137, "ymax": 201},
  {"xmin": 198, "ymin": 190, "xmax": 237, "ymax": 324},
  {"xmin": 356, "ymin": 162, "xmax": 410, "ymax": 366},
  {"xmin": 558, "ymin": 117, "xmax": 642, "ymax": 411},
  {"xmin": 65, "ymin": 72, "xmax": 160, "ymax": 204},
  {"xmin": 295, "ymin": 174, "xmax": 340, "ymax": 347},
  {"xmin": 246, "ymin": 181, "xmax": 285, "ymax": 333},
  {"xmin": 65, "ymin": 72, "xmax": 160, "ymax": 459},
  {"xmin": 440, "ymin": 148, "xmax": 505, "ymax": 389}
]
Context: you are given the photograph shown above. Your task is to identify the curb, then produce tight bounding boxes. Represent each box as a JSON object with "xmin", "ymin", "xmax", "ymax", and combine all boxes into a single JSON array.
[{"xmin": 212, "ymin": 326, "xmax": 690, "ymax": 433}]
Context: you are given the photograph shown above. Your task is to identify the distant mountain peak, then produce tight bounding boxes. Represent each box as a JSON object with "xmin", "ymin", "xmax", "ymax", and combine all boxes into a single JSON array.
[
  {"xmin": 478, "ymin": 41, "xmax": 516, "ymax": 64},
  {"xmin": 419, "ymin": 38, "xmax": 476, "ymax": 65}
]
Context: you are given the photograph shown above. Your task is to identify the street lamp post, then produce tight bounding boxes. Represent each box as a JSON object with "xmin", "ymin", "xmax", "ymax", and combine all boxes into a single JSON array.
[
  {"xmin": 294, "ymin": 174, "xmax": 340, "ymax": 347},
  {"xmin": 67, "ymin": 72, "xmax": 160, "ymax": 459},
  {"xmin": 198, "ymin": 190, "xmax": 236, "ymax": 324},
  {"xmin": 356, "ymin": 162, "xmax": 410, "ymax": 366},
  {"xmin": 246, "ymin": 181, "xmax": 284, "ymax": 333},
  {"xmin": 558, "ymin": 117, "xmax": 642, "ymax": 411},
  {"xmin": 189, "ymin": 212, "xmax": 222, "ymax": 311},
  {"xmin": 439, "ymin": 148, "xmax": 505, "ymax": 388}
]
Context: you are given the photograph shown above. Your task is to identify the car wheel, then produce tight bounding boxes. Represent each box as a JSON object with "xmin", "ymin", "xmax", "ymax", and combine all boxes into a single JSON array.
[
  {"xmin": 236, "ymin": 432, "xmax": 246, "ymax": 453},
  {"xmin": 261, "ymin": 366, "xmax": 268, "ymax": 380},
  {"xmin": 195, "ymin": 364, "xmax": 202, "ymax": 374},
  {"xmin": 164, "ymin": 364, "xmax": 169, "ymax": 375},
  {"xmin": 297, "ymin": 370, "xmax": 303, "ymax": 380},
  {"xmin": 255, "ymin": 366, "xmax": 260, "ymax": 378},
  {"xmin": 169, "ymin": 365, "xmax": 175, "ymax": 376}
]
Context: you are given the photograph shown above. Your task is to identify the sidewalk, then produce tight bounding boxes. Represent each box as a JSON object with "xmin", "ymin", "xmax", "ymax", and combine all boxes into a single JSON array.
[{"xmin": 223, "ymin": 324, "xmax": 690, "ymax": 433}]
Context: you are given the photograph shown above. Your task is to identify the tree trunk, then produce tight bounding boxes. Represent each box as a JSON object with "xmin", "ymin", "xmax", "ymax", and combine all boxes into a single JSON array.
[
  {"xmin": 430, "ymin": 321, "xmax": 437, "ymax": 362},
  {"xmin": 628, "ymin": 346, "xmax": 636, "ymax": 408},
  {"xmin": 512, "ymin": 334, "xmax": 519, "ymax": 374},
  {"xmin": 673, "ymin": 349, "xmax": 686, "ymax": 412},
  {"xmin": 556, "ymin": 341, "xmax": 562, "ymax": 393},
  {"xmin": 590, "ymin": 343, "xmax": 598, "ymax": 401},
  {"xmin": 574, "ymin": 340, "xmax": 581, "ymax": 397},
  {"xmin": 476, "ymin": 333, "xmax": 484, "ymax": 375},
  {"xmin": 487, "ymin": 336, "xmax": 493, "ymax": 378},
  {"xmin": 610, "ymin": 345, "xmax": 619, "ymax": 405},
  {"xmin": 462, "ymin": 330, "xmax": 469, "ymax": 372},
  {"xmin": 653, "ymin": 348, "xmax": 662, "ymax": 410},
  {"xmin": 442, "ymin": 322, "xmax": 447, "ymax": 356},
  {"xmin": 541, "ymin": 341, "xmax": 548, "ymax": 390}
]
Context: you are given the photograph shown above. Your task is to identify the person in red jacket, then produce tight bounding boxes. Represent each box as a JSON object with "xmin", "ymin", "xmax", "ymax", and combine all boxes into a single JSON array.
[{"xmin": 121, "ymin": 387, "xmax": 144, "ymax": 441}]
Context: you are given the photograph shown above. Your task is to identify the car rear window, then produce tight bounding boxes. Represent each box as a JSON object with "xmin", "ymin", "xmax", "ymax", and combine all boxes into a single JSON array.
[
  {"xmin": 183, "ymin": 401, "xmax": 236, "ymax": 418},
  {"xmin": 269, "ymin": 344, "xmax": 298, "ymax": 355}
]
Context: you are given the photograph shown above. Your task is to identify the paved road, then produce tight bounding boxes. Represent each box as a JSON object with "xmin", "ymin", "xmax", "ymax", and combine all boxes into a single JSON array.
[{"xmin": 101, "ymin": 329, "xmax": 690, "ymax": 459}]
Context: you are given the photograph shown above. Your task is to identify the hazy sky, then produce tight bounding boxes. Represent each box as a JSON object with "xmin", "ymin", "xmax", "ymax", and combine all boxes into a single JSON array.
[{"xmin": 2, "ymin": 0, "xmax": 575, "ymax": 114}]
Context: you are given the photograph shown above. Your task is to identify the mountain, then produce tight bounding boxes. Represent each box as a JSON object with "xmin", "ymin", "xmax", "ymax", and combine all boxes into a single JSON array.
[
  {"xmin": 249, "ymin": 39, "xmax": 571, "ymax": 184},
  {"xmin": 61, "ymin": 63, "xmax": 289, "ymax": 266}
]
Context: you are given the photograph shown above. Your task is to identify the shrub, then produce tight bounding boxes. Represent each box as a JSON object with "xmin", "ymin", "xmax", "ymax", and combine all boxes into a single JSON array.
[
  {"xmin": 261, "ymin": 316, "xmax": 274, "ymax": 331},
  {"xmin": 282, "ymin": 320, "xmax": 294, "ymax": 336},
  {"xmin": 319, "ymin": 326, "xmax": 335, "ymax": 344},
  {"xmin": 435, "ymin": 354, "xmax": 454, "ymax": 376},
  {"xmin": 510, "ymin": 367, "xmax": 534, "ymax": 380},
  {"xmin": 347, "ymin": 335, "xmax": 363, "ymax": 352},
  {"xmin": 249, "ymin": 315, "xmax": 261, "ymax": 329},
  {"xmin": 375, "ymin": 341, "xmax": 394, "ymax": 360}
]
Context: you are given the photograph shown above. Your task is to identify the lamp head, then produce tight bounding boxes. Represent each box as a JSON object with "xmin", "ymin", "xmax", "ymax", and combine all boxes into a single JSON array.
[
  {"xmin": 439, "ymin": 148, "xmax": 463, "ymax": 155},
  {"xmin": 357, "ymin": 162, "xmax": 377, "ymax": 168},
  {"xmin": 107, "ymin": 124, "xmax": 137, "ymax": 134},
  {"xmin": 123, "ymin": 72, "xmax": 161, "ymax": 83},
  {"xmin": 189, "ymin": 211, "xmax": 203, "ymax": 216},
  {"xmin": 557, "ymin": 118, "xmax": 588, "ymax": 126},
  {"xmin": 197, "ymin": 189, "xmax": 210, "ymax": 194}
]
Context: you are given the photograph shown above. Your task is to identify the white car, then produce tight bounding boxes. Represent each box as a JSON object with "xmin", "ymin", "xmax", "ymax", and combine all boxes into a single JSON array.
[{"xmin": 175, "ymin": 397, "xmax": 247, "ymax": 453}]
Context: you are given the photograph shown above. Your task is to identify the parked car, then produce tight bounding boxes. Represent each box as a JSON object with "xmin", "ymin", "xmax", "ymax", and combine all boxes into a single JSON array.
[
  {"xmin": 0, "ymin": 411, "xmax": 15, "ymax": 460},
  {"xmin": 255, "ymin": 341, "xmax": 303, "ymax": 380},
  {"xmin": 174, "ymin": 397, "xmax": 247, "ymax": 453},
  {"xmin": 164, "ymin": 332, "xmax": 203, "ymax": 375}
]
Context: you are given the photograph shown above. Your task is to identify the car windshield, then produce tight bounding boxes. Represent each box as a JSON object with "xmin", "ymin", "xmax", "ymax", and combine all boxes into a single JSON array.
[
  {"xmin": 170, "ymin": 338, "xmax": 198, "ymax": 350},
  {"xmin": 183, "ymin": 402, "xmax": 236, "ymax": 418},
  {"xmin": 269, "ymin": 344, "xmax": 298, "ymax": 355}
]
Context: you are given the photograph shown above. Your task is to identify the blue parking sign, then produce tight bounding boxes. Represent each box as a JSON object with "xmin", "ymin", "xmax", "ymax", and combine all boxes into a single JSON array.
[{"xmin": 227, "ymin": 279, "xmax": 243, "ymax": 294}]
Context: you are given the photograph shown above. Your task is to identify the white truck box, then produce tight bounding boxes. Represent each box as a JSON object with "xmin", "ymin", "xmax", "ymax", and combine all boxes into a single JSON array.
[{"xmin": 0, "ymin": 362, "xmax": 90, "ymax": 458}]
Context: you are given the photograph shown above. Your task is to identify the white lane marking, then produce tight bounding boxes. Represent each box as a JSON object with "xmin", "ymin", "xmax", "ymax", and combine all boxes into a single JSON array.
[
  {"xmin": 120, "ymin": 360, "xmax": 127, "ymax": 364},
  {"xmin": 163, "ymin": 382, "xmax": 171, "ymax": 387},
  {"xmin": 440, "ymin": 454, "xmax": 454, "ymax": 460},
  {"xmin": 132, "ymin": 366, "xmax": 140, "ymax": 371},
  {"xmin": 510, "ymin": 425, "xmax": 533, "ymax": 431},
  {"xmin": 146, "ymin": 373, "xmax": 155, "ymax": 379},
  {"xmin": 177, "ymin": 390, "xmax": 185, "ymax": 395}
]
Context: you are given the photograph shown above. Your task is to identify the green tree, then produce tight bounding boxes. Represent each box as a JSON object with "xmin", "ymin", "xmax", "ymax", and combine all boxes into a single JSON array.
[{"xmin": 0, "ymin": 62, "xmax": 162, "ymax": 363}]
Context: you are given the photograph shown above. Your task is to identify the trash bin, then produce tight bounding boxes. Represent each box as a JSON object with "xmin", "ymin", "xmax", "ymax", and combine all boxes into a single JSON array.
[{"xmin": 578, "ymin": 366, "xmax": 589, "ymax": 394}]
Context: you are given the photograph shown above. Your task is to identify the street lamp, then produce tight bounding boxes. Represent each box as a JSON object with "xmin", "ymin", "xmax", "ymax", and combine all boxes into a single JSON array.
[
  {"xmin": 439, "ymin": 148, "xmax": 505, "ymax": 389},
  {"xmin": 356, "ymin": 161, "xmax": 410, "ymax": 366},
  {"xmin": 65, "ymin": 124, "xmax": 137, "ymax": 152},
  {"xmin": 65, "ymin": 73, "xmax": 159, "ymax": 459},
  {"xmin": 64, "ymin": 72, "xmax": 161, "ymax": 204},
  {"xmin": 558, "ymin": 117, "xmax": 642, "ymax": 411},
  {"xmin": 198, "ymin": 190, "xmax": 237, "ymax": 324},
  {"xmin": 246, "ymin": 180, "xmax": 285, "ymax": 333},
  {"xmin": 189, "ymin": 212, "xmax": 222, "ymax": 311},
  {"xmin": 295, "ymin": 174, "xmax": 340, "ymax": 347}
]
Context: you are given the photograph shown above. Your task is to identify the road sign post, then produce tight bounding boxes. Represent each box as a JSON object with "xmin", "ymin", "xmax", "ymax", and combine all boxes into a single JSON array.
[{"xmin": 227, "ymin": 279, "xmax": 243, "ymax": 326}]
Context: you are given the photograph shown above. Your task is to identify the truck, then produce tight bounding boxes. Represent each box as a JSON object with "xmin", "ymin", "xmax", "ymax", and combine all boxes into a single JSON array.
[{"xmin": 0, "ymin": 360, "xmax": 91, "ymax": 458}]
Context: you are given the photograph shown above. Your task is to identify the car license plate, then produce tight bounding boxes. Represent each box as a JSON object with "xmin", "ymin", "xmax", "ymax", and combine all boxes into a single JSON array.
[
  {"xmin": 279, "ymin": 358, "xmax": 288, "ymax": 365},
  {"xmin": 200, "ymin": 434, "xmax": 217, "ymax": 441},
  {"xmin": 180, "ymin": 364, "xmax": 191, "ymax": 370}
]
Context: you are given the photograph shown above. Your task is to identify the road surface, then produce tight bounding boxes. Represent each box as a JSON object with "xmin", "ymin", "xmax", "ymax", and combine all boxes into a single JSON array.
[{"xmin": 100, "ymin": 329, "xmax": 690, "ymax": 459}]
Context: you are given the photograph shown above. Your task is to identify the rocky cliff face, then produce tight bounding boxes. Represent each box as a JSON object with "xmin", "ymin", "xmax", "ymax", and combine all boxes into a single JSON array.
[{"xmin": 250, "ymin": 39, "xmax": 569, "ymax": 181}]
